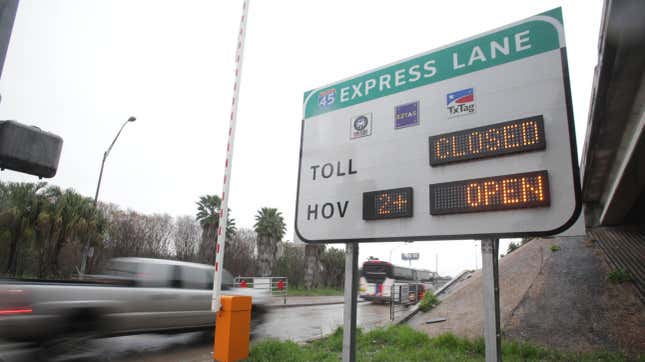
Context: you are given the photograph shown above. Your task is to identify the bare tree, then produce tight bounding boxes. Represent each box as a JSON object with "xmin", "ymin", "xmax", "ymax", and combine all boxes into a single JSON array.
[
  {"xmin": 224, "ymin": 228, "xmax": 257, "ymax": 277},
  {"xmin": 140, "ymin": 213, "xmax": 173, "ymax": 258},
  {"xmin": 102, "ymin": 210, "xmax": 173, "ymax": 259},
  {"xmin": 174, "ymin": 215, "xmax": 201, "ymax": 261},
  {"xmin": 275, "ymin": 242, "xmax": 305, "ymax": 288}
]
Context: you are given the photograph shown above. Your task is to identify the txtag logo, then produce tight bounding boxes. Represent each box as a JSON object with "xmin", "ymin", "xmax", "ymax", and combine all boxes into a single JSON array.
[
  {"xmin": 446, "ymin": 88, "xmax": 475, "ymax": 118},
  {"xmin": 318, "ymin": 89, "xmax": 336, "ymax": 108}
]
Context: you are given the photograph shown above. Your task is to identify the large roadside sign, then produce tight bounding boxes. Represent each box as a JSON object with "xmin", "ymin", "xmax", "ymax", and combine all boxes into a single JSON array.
[{"xmin": 295, "ymin": 8, "xmax": 581, "ymax": 243}]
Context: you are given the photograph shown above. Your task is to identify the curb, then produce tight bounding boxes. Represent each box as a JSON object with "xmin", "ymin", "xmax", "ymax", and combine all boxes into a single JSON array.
[
  {"xmin": 266, "ymin": 300, "xmax": 369, "ymax": 309},
  {"xmin": 396, "ymin": 305, "xmax": 420, "ymax": 325}
]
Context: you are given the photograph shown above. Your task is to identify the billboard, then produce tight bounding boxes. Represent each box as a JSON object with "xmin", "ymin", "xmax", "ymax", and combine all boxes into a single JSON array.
[{"xmin": 401, "ymin": 253, "xmax": 420, "ymax": 261}]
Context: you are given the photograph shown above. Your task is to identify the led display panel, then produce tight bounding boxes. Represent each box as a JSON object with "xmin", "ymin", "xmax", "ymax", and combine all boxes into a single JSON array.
[
  {"xmin": 363, "ymin": 187, "xmax": 413, "ymax": 220},
  {"xmin": 429, "ymin": 116, "xmax": 546, "ymax": 166},
  {"xmin": 429, "ymin": 171, "xmax": 550, "ymax": 215}
]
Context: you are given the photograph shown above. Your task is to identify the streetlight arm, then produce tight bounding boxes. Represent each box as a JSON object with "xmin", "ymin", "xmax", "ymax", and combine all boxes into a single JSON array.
[
  {"xmin": 105, "ymin": 119, "xmax": 130, "ymax": 159},
  {"xmin": 93, "ymin": 116, "xmax": 135, "ymax": 205}
]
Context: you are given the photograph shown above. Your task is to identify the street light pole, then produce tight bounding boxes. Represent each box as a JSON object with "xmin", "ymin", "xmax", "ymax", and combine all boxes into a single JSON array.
[
  {"xmin": 388, "ymin": 241, "xmax": 412, "ymax": 263},
  {"xmin": 93, "ymin": 116, "xmax": 136, "ymax": 205},
  {"xmin": 94, "ymin": 151, "xmax": 108, "ymax": 206},
  {"xmin": 80, "ymin": 116, "xmax": 136, "ymax": 276}
]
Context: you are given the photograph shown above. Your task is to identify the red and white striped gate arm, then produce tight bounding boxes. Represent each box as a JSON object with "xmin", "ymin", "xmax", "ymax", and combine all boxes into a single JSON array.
[{"xmin": 211, "ymin": 0, "xmax": 250, "ymax": 312}]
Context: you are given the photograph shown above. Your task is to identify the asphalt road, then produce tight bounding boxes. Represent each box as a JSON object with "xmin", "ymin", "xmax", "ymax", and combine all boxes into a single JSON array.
[{"xmin": 0, "ymin": 301, "xmax": 398, "ymax": 362}]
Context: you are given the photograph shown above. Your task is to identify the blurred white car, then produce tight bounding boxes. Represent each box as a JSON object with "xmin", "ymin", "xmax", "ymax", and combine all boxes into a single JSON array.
[{"xmin": 0, "ymin": 257, "xmax": 268, "ymax": 342}]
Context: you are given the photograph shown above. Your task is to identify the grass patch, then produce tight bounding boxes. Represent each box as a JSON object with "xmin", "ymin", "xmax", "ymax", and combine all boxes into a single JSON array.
[
  {"xmin": 607, "ymin": 269, "xmax": 634, "ymax": 284},
  {"xmin": 248, "ymin": 325, "xmax": 630, "ymax": 361},
  {"xmin": 550, "ymin": 245, "xmax": 561, "ymax": 252},
  {"xmin": 418, "ymin": 291, "xmax": 440, "ymax": 312},
  {"xmin": 287, "ymin": 287, "xmax": 344, "ymax": 296}
]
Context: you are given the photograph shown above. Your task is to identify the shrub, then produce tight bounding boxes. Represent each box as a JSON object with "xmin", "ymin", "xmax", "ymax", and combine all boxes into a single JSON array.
[
  {"xmin": 507, "ymin": 241, "xmax": 520, "ymax": 254},
  {"xmin": 418, "ymin": 290, "xmax": 440, "ymax": 312},
  {"xmin": 607, "ymin": 269, "xmax": 633, "ymax": 284},
  {"xmin": 550, "ymin": 245, "xmax": 561, "ymax": 252}
]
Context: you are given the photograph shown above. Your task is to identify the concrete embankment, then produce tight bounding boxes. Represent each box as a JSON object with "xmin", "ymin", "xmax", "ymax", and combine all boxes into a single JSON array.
[{"xmin": 408, "ymin": 236, "xmax": 645, "ymax": 356}]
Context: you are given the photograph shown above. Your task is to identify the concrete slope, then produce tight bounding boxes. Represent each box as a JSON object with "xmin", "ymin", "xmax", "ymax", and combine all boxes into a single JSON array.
[
  {"xmin": 408, "ymin": 237, "xmax": 645, "ymax": 355},
  {"xmin": 408, "ymin": 237, "xmax": 549, "ymax": 339}
]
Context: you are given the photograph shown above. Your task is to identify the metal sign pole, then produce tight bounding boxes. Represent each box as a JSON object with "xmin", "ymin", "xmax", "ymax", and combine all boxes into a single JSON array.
[
  {"xmin": 481, "ymin": 238, "xmax": 501, "ymax": 362},
  {"xmin": 342, "ymin": 242, "xmax": 359, "ymax": 362}
]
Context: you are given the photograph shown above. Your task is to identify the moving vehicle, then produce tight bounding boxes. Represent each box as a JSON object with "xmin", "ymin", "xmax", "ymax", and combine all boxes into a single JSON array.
[
  {"xmin": 359, "ymin": 259, "xmax": 436, "ymax": 302},
  {"xmin": 0, "ymin": 257, "xmax": 268, "ymax": 342}
]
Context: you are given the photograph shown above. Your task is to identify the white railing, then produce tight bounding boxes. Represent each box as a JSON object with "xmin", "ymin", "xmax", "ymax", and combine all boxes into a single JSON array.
[{"xmin": 234, "ymin": 276, "xmax": 288, "ymax": 304}]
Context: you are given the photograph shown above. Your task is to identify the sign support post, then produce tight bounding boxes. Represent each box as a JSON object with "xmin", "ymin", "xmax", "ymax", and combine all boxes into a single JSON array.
[
  {"xmin": 481, "ymin": 238, "xmax": 501, "ymax": 362},
  {"xmin": 342, "ymin": 242, "xmax": 359, "ymax": 362}
]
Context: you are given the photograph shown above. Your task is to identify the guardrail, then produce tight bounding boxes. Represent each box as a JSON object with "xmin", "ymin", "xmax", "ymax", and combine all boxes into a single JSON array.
[
  {"xmin": 234, "ymin": 276, "xmax": 288, "ymax": 304},
  {"xmin": 389, "ymin": 283, "xmax": 420, "ymax": 321},
  {"xmin": 433, "ymin": 270, "xmax": 473, "ymax": 297},
  {"xmin": 393, "ymin": 270, "xmax": 475, "ymax": 324}
]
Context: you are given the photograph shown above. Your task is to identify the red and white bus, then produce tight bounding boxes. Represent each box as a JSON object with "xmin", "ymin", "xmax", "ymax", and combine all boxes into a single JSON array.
[{"xmin": 359, "ymin": 259, "xmax": 436, "ymax": 303}]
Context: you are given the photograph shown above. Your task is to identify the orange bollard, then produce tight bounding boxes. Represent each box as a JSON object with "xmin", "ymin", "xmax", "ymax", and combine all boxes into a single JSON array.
[{"xmin": 214, "ymin": 295, "xmax": 252, "ymax": 362}]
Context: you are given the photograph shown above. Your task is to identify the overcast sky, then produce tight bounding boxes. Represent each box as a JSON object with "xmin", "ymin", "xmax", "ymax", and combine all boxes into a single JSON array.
[{"xmin": 0, "ymin": 1, "xmax": 601, "ymax": 276}]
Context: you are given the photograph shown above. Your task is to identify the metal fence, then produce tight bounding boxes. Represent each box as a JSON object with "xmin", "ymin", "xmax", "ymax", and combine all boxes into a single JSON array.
[
  {"xmin": 234, "ymin": 276, "xmax": 288, "ymax": 304},
  {"xmin": 389, "ymin": 283, "xmax": 420, "ymax": 321}
]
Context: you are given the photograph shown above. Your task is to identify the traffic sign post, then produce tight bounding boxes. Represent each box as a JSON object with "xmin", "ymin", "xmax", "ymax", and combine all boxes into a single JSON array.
[
  {"xmin": 342, "ymin": 243, "xmax": 359, "ymax": 362},
  {"xmin": 297, "ymin": 7, "xmax": 579, "ymax": 362},
  {"xmin": 481, "ymin": 238, "xmax": 501, "ymax": 362}
]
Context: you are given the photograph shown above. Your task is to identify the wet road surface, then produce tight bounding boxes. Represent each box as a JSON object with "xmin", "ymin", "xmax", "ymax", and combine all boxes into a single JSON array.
[{"xmin": 0, "ymin": 302, "xmax": 403, "ymax": 361}]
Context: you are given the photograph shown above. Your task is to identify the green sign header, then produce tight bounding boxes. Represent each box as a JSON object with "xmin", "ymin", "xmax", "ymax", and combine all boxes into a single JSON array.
[{"xmin": 303, "ymin": 8, "xmax": 564, "ymax": 119}]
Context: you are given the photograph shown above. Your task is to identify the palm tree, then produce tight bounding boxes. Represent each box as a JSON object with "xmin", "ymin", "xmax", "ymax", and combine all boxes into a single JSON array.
[
  {"xmin": 304, "ymin": 244, "xmax": 324, "ymax": 289},
  {"xmin": 0, "ymin": 182, "xmax": 106, "ymax": 278},
  {"xmin": 195, "ymin": 194, "xmax": 236, "ymax": 264},
  {"xmin": 253, "ymin": 207, "xmax": 286, "ymax": 276},
  {"xmin": 44, "ymin": 188, "xmax": 104, "ymax": 277},
  {"xmin": 1, "ymin": 182, "xmax": 47, "ymax": 276}
]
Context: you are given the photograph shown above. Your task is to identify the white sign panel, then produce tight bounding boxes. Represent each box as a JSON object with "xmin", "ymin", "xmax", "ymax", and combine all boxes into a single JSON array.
[{"xmin": 296, "ymin": 8, "xmax": 581, "ymax": 243}]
